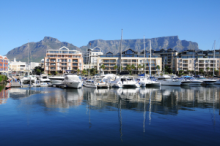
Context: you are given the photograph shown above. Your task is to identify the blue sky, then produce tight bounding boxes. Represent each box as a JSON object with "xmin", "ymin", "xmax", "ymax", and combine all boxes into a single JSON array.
[{"xmin": 0, "ymin": 0, "xmax": 220, "ymax": 55}]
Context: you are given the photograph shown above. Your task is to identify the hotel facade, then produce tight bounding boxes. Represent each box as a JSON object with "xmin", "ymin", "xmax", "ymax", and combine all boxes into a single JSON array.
[
  {"xmin": 0, "ymin": 55, "xmax": 9, "ymax": 74},
  {"xmin": 97, "ymin": 49, "xmax": 162, "ymax": 74},
  {"xmin": 176, "ymin": 50, "xmax": 220, "ymax": 74},
  {"xmin": 44, "ymin": 46, "xmax": 83, "ymax": 74}
]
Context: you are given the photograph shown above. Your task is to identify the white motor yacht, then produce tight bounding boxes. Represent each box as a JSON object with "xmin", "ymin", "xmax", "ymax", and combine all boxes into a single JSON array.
[
  {"xmin": 121, "ymin": 76, "xmax": 140, "ymax": 88},
  {"xmin": 110, "ymin": 77, "xmax": 123, "ymax": 88},
  {"xmin": 139, "ymin": 77, "xmax": 160, "ymax": 87},
  {"xmin": 194, "ymin": 76, "xmax": 216, "ymax": 85},
  {"xmin": 181, "ymin": 76, "xmax": 202, "ymax": 86},
  {"xmin": 39, "ymin": 74, "xmax": 51, "ymax": 84},
  {"xmin": 63, "ymin": 74, "xmax": 83, "ymax": 88},
  {"xmin": 157, "ymin": 76, "xmax": 182, "ymax": 86},
  {"xmin": 20, "ymin": 75, "xmax": 37, "ymax": 85},
  {"xmin": 49, "ymin": 76, "xmax": 64, "ymax": 85},
  {"xmin": 95, "ymin": 77, "xmax": 109, "ymax": 88},
  {"xmin": 83, "ymin": 79, "xmax": 97, "ymax": 88}
]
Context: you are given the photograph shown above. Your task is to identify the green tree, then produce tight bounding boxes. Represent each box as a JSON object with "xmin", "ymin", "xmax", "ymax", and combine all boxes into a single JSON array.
[
  {"xmin": 33, "ymin": 66, "xmax": 44, "ymax": 75},
  {"xmin": 100, "ymin": 64, "xmax": 105, "ymax": 71},
  {"xmin": 77, "ymin": 69, "xmax": 81, "ymax": 75},
  {"xmin": 125, "ymin": 64, "xmax": 132, "ymax": 74},
  {"xmin": 199, "ymin": 69, "xmax": 204, "ymax": 74},
  {"xmin": 82, "ymin": 69, "xmax": 87, "ymax": 76},
  {"xmin": 215, "ymin": 69, "xmax": 219, "ymax": 76},
  {"xmin": 131, "ymin": 64, "xmax": 136, "ymax": 74},
  {"xmin": 206, "ymin": 67, "xmax": 210, "ymax": 75},
  {"xmin": 90, "ymin": 68, "xmax": 97, "ymax": 76},
  {"xmin": 156, "ymin": 65, "xmax": 160, "ymax": 70}
]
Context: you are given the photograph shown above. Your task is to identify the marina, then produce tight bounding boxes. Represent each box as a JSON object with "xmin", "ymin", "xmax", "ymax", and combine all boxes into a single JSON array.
[{"xmin": 0, "ymin": 85, "xmax": 219, "ymax": 145}]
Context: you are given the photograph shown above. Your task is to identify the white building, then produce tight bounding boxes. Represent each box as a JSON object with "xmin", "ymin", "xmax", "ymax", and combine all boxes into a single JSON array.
[{"xmin": 84, "ymin": 47, "xmax": 103, "ymax": 69}]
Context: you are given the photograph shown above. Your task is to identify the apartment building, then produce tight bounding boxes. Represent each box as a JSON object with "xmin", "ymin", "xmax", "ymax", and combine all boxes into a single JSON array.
[
  {"xmin": 176, "ymin": 50, "xmax": 220, "ymax": 74},
  {"xmin": 97, "ymin": 49, "xmax": 162, "ymax": 74},
  {"xmin": 10, "ymin": 58, "xmax": 27, "ymax": 73},
  {"xmin": 0, "ymin": 55, "xmax": 9, "ymax": 74},
  {"xmin": 44, "ymin": 46, "xmax": 83, "ymax": 74},
  {"xmin": 152, "ymin": 48, "xmax": 178, "ymax": 73},
  {"xmin": 84, "ymin": 47, "xmax": 103, "ymax": 69}
]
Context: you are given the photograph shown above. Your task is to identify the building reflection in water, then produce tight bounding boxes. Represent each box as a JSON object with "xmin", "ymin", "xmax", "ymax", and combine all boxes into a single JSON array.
[
  {"xmin": 42, "ymin": 89, "xmax": 83, "ymax": 109},
  {"xmin": 0, "ymin": 86, "xmax": 9, "ymax": 105}
]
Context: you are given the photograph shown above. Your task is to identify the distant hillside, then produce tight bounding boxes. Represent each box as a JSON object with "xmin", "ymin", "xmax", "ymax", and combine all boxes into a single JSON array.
[
  {"xmin": 87, "ymin": 36, "xmax": 199, "ymax": 54},
  {"xmin": 6, "ymin": 36, "xmax": 199, "ymax": 62}
]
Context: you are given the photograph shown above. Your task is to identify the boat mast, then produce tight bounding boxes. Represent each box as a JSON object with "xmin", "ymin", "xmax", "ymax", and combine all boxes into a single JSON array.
[
  {"xmin": 213, "ymin": 40, "xmax": 216, "ymax": 76},
  {"xmin": 119, "ymin": 29, "xmax": 123, "ymax": 73},
  {"xmin": 28, "ymin": 40, "xmax": 29, "ymax": 76},
  {"xmin": 149, "ymin": 40, "xmax": 151, "ymax": 77},
  {"xmin": 193, "ymin": 49, "xmax": 195, "ymax": 75},
  {"xmin": 144, "ymin": 36, "xmax": 145, "ymax": 77}
]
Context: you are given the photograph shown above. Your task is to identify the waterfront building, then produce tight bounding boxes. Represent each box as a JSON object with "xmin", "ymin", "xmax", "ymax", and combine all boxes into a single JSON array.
[
  {"xmin": 0, "ymin": 55, "xmax": 9, "ymax": 74},
  {"xmin": 9, "ymin": 58, "xmax": 27, "ymax": 73},
  {"xmin": 44, "ymin": 46, "xmax": 83, "ymax": 74},
  {"xmin": 97, "ymin": 48, "xmax": 162, "ymax": 74},
  {"xmin": 84, "ymin": 47, "xmax": 103, "ymax": 69},
  {"xmin": 152, "ymin": 48, "xmax": 178, "ymax": 73},
  {"xmin": 176, "ymin": 50, "xmax": 220, "ymax": 74}
]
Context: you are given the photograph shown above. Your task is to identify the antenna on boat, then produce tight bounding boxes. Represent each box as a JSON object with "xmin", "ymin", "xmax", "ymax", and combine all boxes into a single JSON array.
[{"xmin": 119, "ymin": 29, "xmax": 123, "ymax": 73}]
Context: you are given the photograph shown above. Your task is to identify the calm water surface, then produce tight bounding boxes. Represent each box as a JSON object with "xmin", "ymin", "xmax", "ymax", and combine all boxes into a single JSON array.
[{"xmin": 0, "ymin": 85, "xmax": 219, "ymax": 146}]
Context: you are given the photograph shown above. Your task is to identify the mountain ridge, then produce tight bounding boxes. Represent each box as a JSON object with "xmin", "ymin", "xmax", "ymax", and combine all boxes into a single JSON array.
[{"xmin": 6, "ymin": 36, "xmax": 199, "ymax": 62}]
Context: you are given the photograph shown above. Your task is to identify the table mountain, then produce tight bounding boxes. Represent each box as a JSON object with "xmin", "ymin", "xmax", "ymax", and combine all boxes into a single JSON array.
[{"xmin": 6, "ymin": 36, "xmax": 199, "ymax": 62}]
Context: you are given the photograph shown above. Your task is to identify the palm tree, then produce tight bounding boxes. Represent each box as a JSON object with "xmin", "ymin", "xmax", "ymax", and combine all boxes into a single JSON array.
[
  {"xmin": 100, "ymin": 64, "xmax": 105, "ymax": 71},
  {"xmin": 82, "ymin": 69, "xmax": 87, "ymax": 76},
  {"xmin": 114, "ymin": 65, "xmax": 118, "ymax": 74},
  {"xmin": 206, "ymin": 67, "xmax": 210, "ymax": 76},
  {"xmin": 131, "ymin": 64, "xmax": 136, "ymax": 74},
  {"xmin": 126, "ymin": 64, "xmax": 132, "ymax": 74},
  {"xmin": 156, "ymin": 65, "xmax": 160, "ymax": 70},
  {"xmin": 199, "ymin": 69, "xmax": 204, "ymax": 75},
  {"xmin": 77, "ymin": 69, "xmax": 81, "ymax": 75}
]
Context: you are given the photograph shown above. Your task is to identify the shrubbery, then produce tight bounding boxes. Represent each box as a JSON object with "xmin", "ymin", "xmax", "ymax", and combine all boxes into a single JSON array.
[{"xmin": 0, "ymin": 75, "xmax": 8, "ymax": 82}]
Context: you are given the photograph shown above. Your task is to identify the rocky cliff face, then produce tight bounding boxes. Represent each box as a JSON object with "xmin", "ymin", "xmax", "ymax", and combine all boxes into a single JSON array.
[
  {"xmin": 87, "ymin": 36, "xmax": 199, "ymax": 54},
  {"xmin": 6, "ymin": 37, "xmax": 86, "ymax": 62},
  {"xmin": 6, "ymin": 36, "xmax": 199, "ymax": 62}
]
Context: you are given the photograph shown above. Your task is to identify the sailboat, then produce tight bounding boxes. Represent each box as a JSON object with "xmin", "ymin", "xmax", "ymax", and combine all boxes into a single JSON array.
[
  {"xmin": 140, "ymin": 38, "xmax": 160, "ymax": 87},
  {"xmin": 21, "ymin": 41, "xmax": 37, "ymax": 86}
]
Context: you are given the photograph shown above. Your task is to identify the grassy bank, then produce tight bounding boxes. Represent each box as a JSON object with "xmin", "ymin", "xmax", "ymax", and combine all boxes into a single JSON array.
[{"xmin": 0, "ymin": 75, "xmax": 7, "ymax": 83}]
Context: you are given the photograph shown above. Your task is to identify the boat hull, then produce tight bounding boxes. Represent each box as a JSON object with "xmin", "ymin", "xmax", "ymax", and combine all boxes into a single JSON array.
[{"xmin": 65, "ymin": 81, "xmax": 83, "ymax": 88}]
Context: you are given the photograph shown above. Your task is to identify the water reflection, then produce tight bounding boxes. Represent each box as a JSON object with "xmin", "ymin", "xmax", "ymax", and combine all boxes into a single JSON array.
[
  {"xmin": 0, "ymin": 85, "xmax": 220, "ymax": 145},
  {"xmin": 0, "ymin": 85, "xmax": 9, "ymax": 105},
  {"xmin": 0, "ymin": 86, "xmax": 219, "ymax": 114},
  {"xmin": 42, "ymin": 88, "xmax": 83, "ymax": 109}
]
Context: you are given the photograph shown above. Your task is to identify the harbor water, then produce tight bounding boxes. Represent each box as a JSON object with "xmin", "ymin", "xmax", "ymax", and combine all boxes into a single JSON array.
[{"xmin": 0, "ymin": 85, "xmax": 220, "ymax": 146}]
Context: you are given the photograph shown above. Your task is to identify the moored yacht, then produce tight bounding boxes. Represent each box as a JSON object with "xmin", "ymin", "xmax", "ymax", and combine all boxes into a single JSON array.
[
  {"xmin": 110, "ymin": 76, "xmax": 123, "ymax": 88},
  {"xmin": 49, "ymin": 76, "xmax": 64, "ymax": 85},
  {"xmin": 83, "ymin": 79, "xmax": 97, "ymax": 88},
  {"xmin": 95, "ymin": 77, "xmax": 109, "ymax": 88},
  {"xmin": 121, "ymin": 76, "xmax": 140, "ymax": 88},
  {"xmin": 20, "ymin": 75, "xmax": 37, "ymax": 86},
  {"xmin": 63, "ymin": 74, "xmax": 83, "ymax": 88},
  {"xmin": 181, "ymin": 76, "xmax": 202, "ymax": 86},
  {"xmin": 39, "ymin": 74, "xmax": 51, "ymax": 83},
  {"xmin": 157, "ymin": 76, "xmax": 182, "ymax": 86},
  {"xmin": 194, "ymin": 76, "xmax": 216, "ymax": 85}
]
